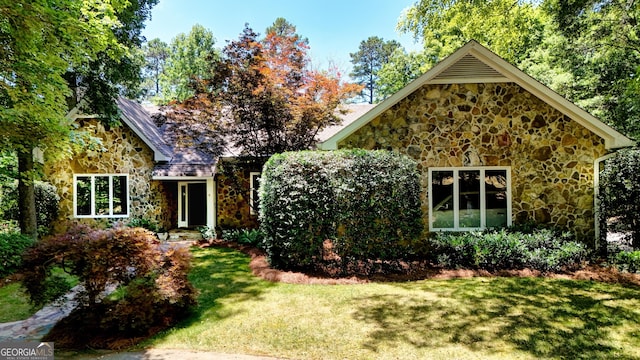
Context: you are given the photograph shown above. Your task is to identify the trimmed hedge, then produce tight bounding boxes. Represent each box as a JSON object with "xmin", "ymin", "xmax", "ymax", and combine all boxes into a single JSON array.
[
  {"xmin": 428, "ymin": 228, "xmax": 589, "ymax": 273},
  {"xmin": 259, "ymin": 149, "xmax": 423, "ymax": 270}
]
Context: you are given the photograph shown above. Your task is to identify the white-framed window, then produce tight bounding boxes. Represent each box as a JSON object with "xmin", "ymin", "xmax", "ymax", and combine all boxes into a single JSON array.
[
  {"xmin": 249, "ymin": 172, "xmax": 261, "ymax": 215},
  {"xmin": 428, "ymin": 167, "xmax": 511, "ymax": 231},
  {"xmin": 74, "ymin": 174, "xmax": 129, "ymax": 218}
]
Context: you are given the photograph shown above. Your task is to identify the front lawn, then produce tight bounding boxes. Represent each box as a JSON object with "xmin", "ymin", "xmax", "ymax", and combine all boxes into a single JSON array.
[
  {"xmin": 144, "ymin": 246, "xmax": 640, "ymax": 360},
  {"xmin": 0, "ymin": 282, "xmax": 36, "ymax": 323}
]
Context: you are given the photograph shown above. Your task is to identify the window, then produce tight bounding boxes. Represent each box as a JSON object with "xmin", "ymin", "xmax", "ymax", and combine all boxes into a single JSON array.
[
  {"xmin": 74, "ymin": 174, "xmax": 129, "ymax": 218},
  {"xmin": 249, "ymin": 172, "xmax": 261, "ymax": 215},
  {"xmin": 429, "ymin": 167, "xmax": 511, "ymax": 231}
]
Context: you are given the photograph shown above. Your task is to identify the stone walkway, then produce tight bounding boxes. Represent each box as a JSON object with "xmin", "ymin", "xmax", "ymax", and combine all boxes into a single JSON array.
[{"xmin": 0, "ymin": 285, "xmax": 80, "ymax": 342}]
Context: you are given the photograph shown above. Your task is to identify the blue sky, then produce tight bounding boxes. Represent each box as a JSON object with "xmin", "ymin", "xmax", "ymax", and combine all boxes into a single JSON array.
[{"xmin": 142, "ymin": 0, "xmax": 422, "ymax": 74}]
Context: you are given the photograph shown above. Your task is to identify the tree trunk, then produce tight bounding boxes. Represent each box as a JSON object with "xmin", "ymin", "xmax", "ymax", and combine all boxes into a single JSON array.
[{"xmin": 17, "ymin": 148, "xmax": 37, "ymax": 239}]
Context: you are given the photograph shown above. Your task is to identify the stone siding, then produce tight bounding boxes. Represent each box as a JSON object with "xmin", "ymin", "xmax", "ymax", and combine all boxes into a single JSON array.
[
  {"xmin": 339, "ymin": 83, "xmax": 607, "ymax": 240},
  {"xmin": 216, "ymin": 166, "xmax": 259, "ymax": 229},
  {"xmin": 45, "ymin": 119, "xmax": 173, "ymax": 231}
]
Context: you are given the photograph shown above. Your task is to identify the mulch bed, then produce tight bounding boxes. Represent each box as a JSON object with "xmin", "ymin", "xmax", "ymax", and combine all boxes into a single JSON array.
[{"xmin": 198, "ymin": 239, "xmax": 640, "ymax": 287}]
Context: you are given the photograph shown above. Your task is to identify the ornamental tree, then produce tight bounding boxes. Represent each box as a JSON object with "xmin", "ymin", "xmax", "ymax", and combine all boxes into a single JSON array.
[{"xmin": 162, "ymin": 20, "xmax": 362, "ymax": 158}]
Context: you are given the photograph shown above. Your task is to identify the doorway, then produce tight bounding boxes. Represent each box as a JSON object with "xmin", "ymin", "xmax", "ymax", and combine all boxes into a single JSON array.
[{"xmin": 178, "ymin": 182, "xmax": 207, "ymax": 228}]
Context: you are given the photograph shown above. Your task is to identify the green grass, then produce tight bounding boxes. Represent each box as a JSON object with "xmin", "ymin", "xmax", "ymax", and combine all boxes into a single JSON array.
[
  {"xmin": 144, "ymin": 247, "xmax": 640, "ymax": 359},
  {"xmin": 0, "ymin": 282, "xmax": 36, "ymax": 323},
  {"xmin": 0, "ymin": 267, "xmax": 79, "ymax": 323}
]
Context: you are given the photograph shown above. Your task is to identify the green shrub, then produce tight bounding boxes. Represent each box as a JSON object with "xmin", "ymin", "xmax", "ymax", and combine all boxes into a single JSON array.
[
  {"xmin": 260, "ymin": 150, "xmax": 423, "ymax": 271},
  {"xmin": 0, "ymin": 232, "xmax": 35, "ymax": 277},
  {"xmin": 612, "ymin": 251, "xmax": 640, "ymax": 273},
  {"xmin": 428, "ymin": 228, "xmax": 588, "ymax": 273},
  {"xmin": 521, "ymin": 229, "xmax": 588, "ymax": 272},
  {"xmin": 222, "ymin": 228, "xmax": 264, "ymax": 248},
  {"xmin": 428, "ymin": 232, "xmax": 477, "ymax": 269},
  {"xmin": 22, "ymin": 225, "xmax": 197, "ymax": 345},
  {"xmin": 127, "ymin": 217, "xmax": 160, "ymax": 233}
]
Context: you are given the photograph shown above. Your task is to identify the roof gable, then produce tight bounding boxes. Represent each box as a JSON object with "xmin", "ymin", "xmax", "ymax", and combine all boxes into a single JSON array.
[
  {"xmin": 117, "ymin": 98, "xmax": 173, "ymax": 161},
  {"xmin": 319, "ymin": 40, "xmax": 634, "ymax": 150}
]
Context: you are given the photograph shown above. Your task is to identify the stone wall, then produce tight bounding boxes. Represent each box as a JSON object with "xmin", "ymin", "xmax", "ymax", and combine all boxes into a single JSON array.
[
  {"xmin": 339, "ymin": 83, "xmax": 608, "ymax": 241},
  {"xmin": 45, "ymin": 119, "xmax": 173, "ymax": 231},
  {"xmin": 216, "ymin": 165, "xmax": 260, "ymax": 229}
]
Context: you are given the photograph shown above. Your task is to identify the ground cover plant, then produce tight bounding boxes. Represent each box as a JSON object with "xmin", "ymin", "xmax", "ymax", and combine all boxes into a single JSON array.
[{"xmin": 143, "ymin": 245, "xmax": 640, "ymax": 360}]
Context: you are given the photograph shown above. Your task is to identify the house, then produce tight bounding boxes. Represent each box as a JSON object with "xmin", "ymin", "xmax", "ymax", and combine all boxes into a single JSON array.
[
  {"xmin": 319, "ymin": 40, "xmax": 634, "ymax": 244},
  {"xmin": 46, "ymin": 40, "xmax": 633, "ymax": 245},
  {"xmin": 45, "ymin": 97, "xmax": 370, "ymax": 234}
]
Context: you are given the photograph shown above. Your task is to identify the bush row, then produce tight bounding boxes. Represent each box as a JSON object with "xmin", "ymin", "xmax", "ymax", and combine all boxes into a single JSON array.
[
  {"xmin": 259, "ymin": 150, "xmax": 423, "ymax": 271},
  {"xmin": 428, "ymin": 228, "xmax": 589, "ymax": 273}
]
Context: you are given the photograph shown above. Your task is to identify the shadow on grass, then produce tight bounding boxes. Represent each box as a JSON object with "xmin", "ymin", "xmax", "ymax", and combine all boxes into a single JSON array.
[
  {"xmin": 161, "ymin": 246, "xmax": 274, "ymax": 329},
  {"xmin": 353, "ymin": 278, "xmax": 640, "ymax": 359}
]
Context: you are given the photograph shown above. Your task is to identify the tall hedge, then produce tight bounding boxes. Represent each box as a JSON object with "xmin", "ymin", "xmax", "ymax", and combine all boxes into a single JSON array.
[{"xmin": 259, "ymin": 149, "xmax": 423, "ymax": 270}]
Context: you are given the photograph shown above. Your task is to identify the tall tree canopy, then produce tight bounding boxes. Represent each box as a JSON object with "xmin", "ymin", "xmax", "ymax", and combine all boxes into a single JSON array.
[
  {"xmin": 164, "ymin": 20, "xmax": 361, "ymax": 158},
  {"xmin": 398, "ymin": 0, "xmax": 545, "ymax": 64},
  {"xmin": 394, "ymin": 0, "xmax": 640, "ymax": 139},
  {"xmin": 543, "ymin": 0, "xmax": 640, "ymax": 138},
  {"xmin": 376, "ymin": 48, "xmax": 438, "ymax": 100},
  {"xmin": 0, "ymin": 0, "xmax": 157, "ymax": 237},
  {"xmin": 349, "ymin": 36, "xmax": 401, "ymax": 104},
  {"xmin": 160, "ymin": 24, "xmax": 219, "ymax": 103},
  {"xmin": 142, "ymin": 38, "xmax": 169, "ymax": 99}
]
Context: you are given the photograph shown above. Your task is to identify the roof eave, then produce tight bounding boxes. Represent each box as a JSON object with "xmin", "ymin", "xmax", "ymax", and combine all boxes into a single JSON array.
[{"xmin": 118, "ymin": 112, "xmax": 172, "ymax": 162}]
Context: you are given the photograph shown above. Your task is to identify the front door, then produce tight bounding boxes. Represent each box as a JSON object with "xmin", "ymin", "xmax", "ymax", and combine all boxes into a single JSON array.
[{"xmin": 178, "ymin": 182, "xmax": 208, "ymax": 228}]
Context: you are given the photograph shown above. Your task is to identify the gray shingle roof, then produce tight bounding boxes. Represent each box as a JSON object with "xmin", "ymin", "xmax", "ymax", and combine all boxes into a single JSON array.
[
  {"xmin": 116, "ymin": 99, "xmax": 377, "ymax": 177},
  {"xmin": 117, "ymin": 98, "xmax": 218, "ymax": 178}
]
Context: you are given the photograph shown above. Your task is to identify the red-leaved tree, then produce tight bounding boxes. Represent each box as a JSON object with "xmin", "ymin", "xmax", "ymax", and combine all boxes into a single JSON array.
[{"xmin": 161, "ymin": 19, "xmax": 362, "ymax": 158}]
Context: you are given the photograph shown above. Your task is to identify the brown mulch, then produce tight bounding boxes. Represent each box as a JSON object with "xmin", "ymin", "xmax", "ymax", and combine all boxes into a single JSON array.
[{"xmin": 198, "ymin": 239, "xmax": 640, "ymax": 287}]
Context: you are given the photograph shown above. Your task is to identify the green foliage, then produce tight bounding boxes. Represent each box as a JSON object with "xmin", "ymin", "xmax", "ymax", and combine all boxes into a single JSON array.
[
  {"xmin": 198, "ymin": 225, "xmax": 216, "ymax": 240},
  {"xmin": 0, "ymin": 232, "xmax": 35, "ymax": 278},
  {"xmin": 127, "ymin": 217, "xmax": 160, "ymax": 233},
  {"xmin": 349, "ymin": 36, "xmax": 402, "ymax": 103},
  {"xmin": 0, "ymin": 180, "xmax": 59, "ymax": 236},
  {"xmin": 160, "ymin": 24, "xmax": 219, "ymax": 103},
  {"xmin": 222, "ymin": 228, "xmax": 265, "ymax": 248},
  {"xmin": 260, "ymin": 149, "xmax": 424, "ymax": 271},
  {"xmin": 612, "ymin": 251, "xmax": 640, "ymax": 273},
  {"xmin": 376, "ymin": 48, "xmax": 436, "ymax": 100},
  {"xmin": 1, "ymin": 0, "xmax": 157, "ymax": 237},
  {"xmin": 429, "ymin": 228, "xmax": 588, "ymax": 273},
  {"xmin": 141, "ymin": 38, "xmax": 169, "ymax": 100},
  {"xmin": 22, "ymin": 225, "xmax": 197, "ymax": 344},
  {"xmin": 398, "ymin": 0, "xmax": 545, "ymax": 64},
  {"xmin": 598, "ymin": 148, "xmax": 640, "ymax": 249}
]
